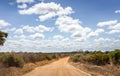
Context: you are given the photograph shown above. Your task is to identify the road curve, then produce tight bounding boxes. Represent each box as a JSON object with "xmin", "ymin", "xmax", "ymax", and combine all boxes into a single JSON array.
[{"xmin": 23, "ymin": 57, "xmax": 91, "ymax": 76}]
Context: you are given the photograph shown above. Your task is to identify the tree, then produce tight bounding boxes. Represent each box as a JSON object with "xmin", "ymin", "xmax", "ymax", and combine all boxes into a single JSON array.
[{"xmin": 0, "ymin": 31, "xmax": 8, "ymax": 45}]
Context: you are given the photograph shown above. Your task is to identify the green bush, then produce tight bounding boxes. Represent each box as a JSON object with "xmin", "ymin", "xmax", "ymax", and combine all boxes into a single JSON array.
[
  {"xmin": 1, "ymin": 53, "xmax": 24, "ymax": 67},
  {"xmin": 71, "ymin": 54, "xmax": 83, "ymax": 62},
  {"xmin": 109, "ymin": 49, "xmax": 120, "ymax": 64},
  {"xmin": 86, "ymin": 52, "xmax": 109, "ymax": 65},
  {"xmin": 44, "ymin": 54, "xmax": 53, "ymax": 60}
]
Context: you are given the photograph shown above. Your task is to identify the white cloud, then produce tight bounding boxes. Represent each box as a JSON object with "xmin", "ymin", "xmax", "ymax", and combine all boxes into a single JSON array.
[
  {"xmin": 83, "ymin": 27, "xmax": 92, "ymax": 33},
  {"xmin": 7, "ymin": 27, "xmax": 16, "ymax": 31},
  {"xmin": 109, "ymin": 23, "xmax": 120, "ymax": 30},
  {"xmin": 29, "ymin": 33, "xmax": 45, "ymax": 39},
  {"xmin": 35, "ymin": 25, "xmax": 53, "ymax": 32},
  {"xmin": 87, "ymin": 32, "xmax": 98, "ymax": 38},
  {"xmin": 97, "ymin": 20, "xmax": 120, "ymax": 34},
  {"xmin": 87, "ymin": 29, "xmax": 104, "ymax": 38},
  {"xmin": 55, "ymin": 16, "xmax": 92, "ymax": 40},
  {"xmin": 18, "ymin": 2, "xmax": 73, "ymax": 21},
  {"xmin": 14, "ymin": 29, "xmax": 24, "ymax": 34},
  {"xmin": 94, "ymin": 37, "xmax": 111, "ymax": 42},
  {"xmin": 22, "ymin": 25, "xmax": 35, "ymax": 33},
  {"xmin": 16, "ymin": 0, "xmax": 34, "ymax": 3},
  {"xmin": 18, "ymin": 4, "xmax": 27, "ymax": 9},
  {"xmin": 39, "ymin": 12, "xmax": 56, "ymax": 21},
  {"xmin": 71, "ymin": 31, "xmax": 82, "ymax": 38},
  {"xmin": 108, "ymin": 30, "xmax": 120, "ymax": 34},
  {"xmin": 19, "ymin": 35, "xmax": 26, "ymax": 39},
  {"xmin": 94, "ymin": 38, "xmax": 111, "ymax": 49},
  {"xmin": 97, "ymin": 20, "xmax": 117, "ymax": 27},
  {"xmin": 107, "ymin": 23, "xmax": 120, "ymax": 34},
  {"xmin": 71, "ymin": 27, "xmax": 91, "ymax": 38},
  {"xmin": 22, "ymin": 25, "xmax": 54, "ymax": 33},
  {"xmin": 74, "ymin": 38, "xmax": 86, "ymax": 42},
  {"xmin": 115, "ymin": 10, "xmax": 120, "ymax": 13},
  {"xmin": 0, "ymin": 20, "xmax": 11, "ymax": 28},
  {"xmin": 14, "ymin": 35, "xmax": 26, "ymax": 39},
  {"xmin": 62, "ymin": 38, "xmax": 69, "ymax": 42},
  {"xmin": 55, "ymin": 16, "xmax": 82, "ymax": 33},
  {"xmin": 95, "ymin": 29, "xmax": 104, "ymax": 33},
  {"xmin": 53, "ymin": 35, "xmax": 64, "ymax": 40}
]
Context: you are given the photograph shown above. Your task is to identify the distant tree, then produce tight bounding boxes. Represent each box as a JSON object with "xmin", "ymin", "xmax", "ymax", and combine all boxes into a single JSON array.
[{"xmin": 0, "ymin": 31, "xmax": 8, "ymax": 45}]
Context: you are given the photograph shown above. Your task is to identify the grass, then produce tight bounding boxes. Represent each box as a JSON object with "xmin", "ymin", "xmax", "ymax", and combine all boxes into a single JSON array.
[
  {"xmin": 0, "ymin": 52, "xmax": 68, "ymax": 76},
  {"xmin": 0, "ymin": 58, "xmax": 57, "ymax": 76},
  {"xmin": 70, "ymin": 49, "xmax": 120, "ymax": 76},
  {"xmin": 71, "ymin": 62, "xmax": 120, "ymax": 76}
]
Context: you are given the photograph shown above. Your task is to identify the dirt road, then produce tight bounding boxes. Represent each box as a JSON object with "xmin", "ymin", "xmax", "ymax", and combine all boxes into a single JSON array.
[{"xmin": 23, "ymin": 57, "xmax": 91, "ymax": 76}]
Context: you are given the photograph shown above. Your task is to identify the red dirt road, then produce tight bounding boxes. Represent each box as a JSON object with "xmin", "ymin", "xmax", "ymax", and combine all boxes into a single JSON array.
[{"xmin": 23, "ymin": 57, "xmax": 91, "ymax": 76}]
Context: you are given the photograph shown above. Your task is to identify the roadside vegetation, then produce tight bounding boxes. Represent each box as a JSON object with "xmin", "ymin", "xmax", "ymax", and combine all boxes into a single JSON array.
[
  {"xmin": 0, "ymin": 52, "xmax": 68, "ymax": 76},
  {"xmin": 70, "ymin": 49, "xmax": 120, "ymax": 76},
  {"xmin": 71, "ymin": 49, "xmax": 120, "ymax": 65}
]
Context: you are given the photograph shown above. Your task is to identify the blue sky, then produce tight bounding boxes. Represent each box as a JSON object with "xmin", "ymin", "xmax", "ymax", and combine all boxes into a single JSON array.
[{"xmin": 0, "ymin": 0, "xmax": 120, "ymax": 52}]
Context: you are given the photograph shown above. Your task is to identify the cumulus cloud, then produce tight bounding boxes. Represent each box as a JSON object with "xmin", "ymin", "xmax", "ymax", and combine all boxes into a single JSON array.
[
  {"xmin": 35, "ymin": 25, "xmax": 53, "ymax": 32},
  {"xmin": 107, "ymin": 23, "xmax": 120, "ymax": 34},
  {"xmin": 22, "ymin": 25, "xmax": 54, "ymax": 33},
  {"xmin": 108, "ymin": 30, "xmax": 120, "ymax": 34},
  {"xmin": 0, "ymin": 20, "xmax": 11, "ymax": 28},
  {"xmin": 14, "ymin": 35, "xmax": 26, "ymax": 39},
  {"xmin": 39, "ymin": 12, "xmax": 56, "ymax": 21},
  {"xmin": 94, "ymin": 37, "xmax": 111, "ymax": 49},
  {"xmin": 18, "ymin": 4, "xmax": 27, "ymax": 9},
  {"xmin": 115, "ymin": 10, "xmax": 120, "ymax": 13},
  {"xmin": 95, "ymin": 29, "xmax": 104, "ymax": 33},
  {"xmin": 109, "ymin": 23, "xmax": 120, "ymax": 30},
  {"xmin": 97, "ymin": 20, "xmax": 118, "ymax": 27},
  {"xmin": 22, "ymin": 25, "xmax": 35, "ymax": 33},
  {"xmin": 29, "ymin": 33, "xmax": 45, "ymax": 39},
  {"xmin": 6, "ymin": 27, "xmax": 16, "ymax": 32},
  {"xmin": 18, "ymin": 2, "xmax": 73, "ymax": 21},
  {"xmin": 87, "ymin": 29, "xmax": 104, "ymax": 38},
  {"xmin": 14, "ymin": 29, "xmax": 24, "ymax": 34},
  {"xmin": 94, "ymin": 37, "xmax": 111, "ymax": 42},
  {"xmin": 55, "ymin": 16, "xmax": 92, "ymax": 41},
  {"xmin": 74, "ymin": 38, "xmax": 86, "ymax": 42},
  {"xmin": 16, "ymin": 0, "xmax": 35, "ymax": 3},
  {"xmin": 97, "ymin": 20, "xmax": 120, "ymax": 34},
  {"xmin": 55, "ymin": 16, "xmax": 82, "ymax": 33},
  {"xmin": 71, "ymin": 27, "xmax": 91, "ymax": 38},
  {"xmin": 71, "ymin": 31, "xmax": 82, "ymax": 38},
  {"xmin": 53, "ymin": 35, "xmax": 64, "ymax": 40}
]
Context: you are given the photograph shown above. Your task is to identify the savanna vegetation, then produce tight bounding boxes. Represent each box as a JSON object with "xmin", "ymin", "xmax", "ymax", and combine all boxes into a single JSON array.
[
  {"xmin": 0, "ymin": 52, "xmax": 69, "ymax": 76},
  {"xmin": 71, "ymin": 49, "xmax": 120, "ymax": 65},
  {"xmin": 70, "ymin": 49, "xmax": 120, "ymax": 76}
]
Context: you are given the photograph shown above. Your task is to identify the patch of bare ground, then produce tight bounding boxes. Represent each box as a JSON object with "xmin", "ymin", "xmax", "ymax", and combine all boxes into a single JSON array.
[
  {"xmin": 0, "ymin": 59, "xmax": 56, "ymax": 76},
  {"xmin": 70, "ymin": 62, "xmax": 120, "ymax": 76}
]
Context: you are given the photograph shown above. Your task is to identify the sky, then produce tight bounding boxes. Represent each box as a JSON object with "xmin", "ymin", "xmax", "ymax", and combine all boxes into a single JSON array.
[{"xmin": 0, "ymin": 0, "xmax": 120, "ymax": 52}]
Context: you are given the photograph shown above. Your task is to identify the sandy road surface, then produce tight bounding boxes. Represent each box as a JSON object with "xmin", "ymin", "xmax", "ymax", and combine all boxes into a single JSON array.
[{"xmin": 23, "ymin": 57, "xmax": 91, "ymax": 76}]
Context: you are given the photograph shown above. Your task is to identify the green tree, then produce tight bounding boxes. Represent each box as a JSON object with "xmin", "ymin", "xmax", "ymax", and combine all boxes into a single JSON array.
[{"xmin": 0, "ymin": 31, "xmax": 8, "ymax": 45}]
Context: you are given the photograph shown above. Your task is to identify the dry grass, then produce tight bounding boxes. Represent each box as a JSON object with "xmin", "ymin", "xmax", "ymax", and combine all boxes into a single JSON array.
[
  {"xmin": 71, "ymin": 62, "xmax": 120, "ymax": 76},
  {"xmin": 0, "ymin": 67, "xmax": 22, "ymax": 76},
  {"xmin": 0, "ymin": 59, "xmax": 57, "ymax": 76},
  {"xmin": 22, "ymin": 59, "xmax": 57, "ymax": 74}
]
